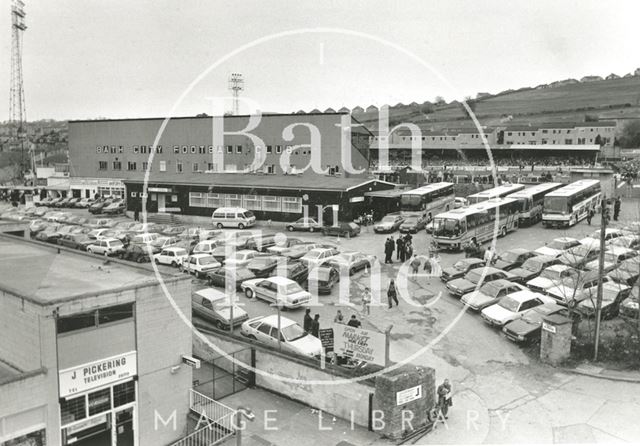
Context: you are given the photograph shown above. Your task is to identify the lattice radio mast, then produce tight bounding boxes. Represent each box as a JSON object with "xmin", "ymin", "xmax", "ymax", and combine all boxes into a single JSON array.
[
  {"xmin": 228, "ymin": 73, "xmax": 244, "ymax": 115},
  {"xmin": 10, "ymin": 0, "xmax": 27, "ymax": 172}
]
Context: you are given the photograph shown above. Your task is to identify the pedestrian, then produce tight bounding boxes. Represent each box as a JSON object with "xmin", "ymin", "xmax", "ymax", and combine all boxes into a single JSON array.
[
  {"xmin": 613, "ymin": 197, "xmax": 621, "ymax": 221},
  {"xmin": 387, "ymin": 279, "xmax": 399, "ymax": 308},
  {"xmin": 484, "ymin": 245, "xmax": 495, "ymax": 265},
  {"xmin": 310, "ymin": 314, "xmax": 320, "ymax": 338},
  {"xmin": 410, "ymin": 255, "xmax": 421, "ymax": 276},
  {"xmin": 303, "ymin": 308, "xmax": 312, "ymax": 333},
  {"xmin": 384, "ymin": 237, "xmax": 394, "ymax": 264},
  {"xmin": 404, "ymin": 232, "xmax": 413, "ymax": 245},
  {"xmin": 396, "ymin": 236, "xmax": 404, "ymax": 261},
  {"xmin": 334, "ymin": 310, "xmax": 344, "ymax": 324},
  {"xmin": 362, "ymin": 287, "xmax": 371, "ymax": 315},
  {"xmin": 405, "ymin": 241, "xmax": 414, "ymax": 259},
  {"xmin": 437, "ymin": 379, "xmax": 453, "ymax": 419},
  {"xmin": 134, "ymin": 208, "xmax": 140, "ymax": 222},
  {"xmin": 586, "ymin": 208, "xmax": 594, "ymax": 225},
  {"xmin": 347, "ymin": 315, "xmax": 361, "ymax": 328}
]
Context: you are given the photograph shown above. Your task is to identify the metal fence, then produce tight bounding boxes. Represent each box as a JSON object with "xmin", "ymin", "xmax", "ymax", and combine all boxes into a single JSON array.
[{"xmin": 170, "ymin": 390, "xmax": 237, "ymax": 446}]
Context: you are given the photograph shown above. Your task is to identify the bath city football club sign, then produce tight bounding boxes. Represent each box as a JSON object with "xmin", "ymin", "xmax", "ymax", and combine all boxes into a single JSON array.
[
  {"xmin": 59, "ymin": 351, "xmax": 137, "ymax": 397},
  {"xmin": 333, "ymin": 324, "xmax": 386, "ymax": 366}
]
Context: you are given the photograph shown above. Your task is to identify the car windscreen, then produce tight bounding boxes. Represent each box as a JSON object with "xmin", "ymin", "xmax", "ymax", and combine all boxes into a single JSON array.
[
  {"xmin": 548, "ymin": 239, "xmax": 569, "ymax": 250},
  {"xmin": 381, "ymin": 216, "xmax": 396, "ymax": 223},
  {"xmin": 199, "ymin": 257, "xmax": 217, "ymax": 265},
  {"xmin": 499, "ymin": 252, "xmax": 521, "ymax": 263},
  {"xmin": 540, "ymin": 269, "xmax": 561, "ymax": 280},
  {"xmin": 480, "ymin": 282, "xmax": 502, "ymax": 298},
  {"xmin": 243, "ymin": 211, "xmax": 254, "ymax": 218},
  {"xmin": 522, "ymin": 259, "xmax": 543, "ymax": 272},
  {"xmin": 498, "ymin": 296, "xmax": 521, "ymax": 312},
  {"xmin": 281, "ymin": 324, "xmax": 306, "ymax": 342},
  {"xmin": 466, "ymin": 270, "xmax": 483, "ymax": 284},
  {"xmin": 544, "ymin": 197, "xmax": 568, "ymax": 213}
]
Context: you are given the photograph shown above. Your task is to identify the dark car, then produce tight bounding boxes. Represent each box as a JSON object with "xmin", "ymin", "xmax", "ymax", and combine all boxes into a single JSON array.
[
  {"xmin": 325, "ymin": 251, "xmax": 375, "ymax": 275},
  {"xmin": 57, "ymin": 233, "xmax": 93, "ymax": 250},
  {"xmin": 502, "ymin": 303, "xmax": 569, "ymax": 343},
  {"xmin": 607, "ymin": 258, "xmax": 640, "ymax": 286},
  {"xmin": 373, "ymin": 214, "xmax": 405, "ymax": 233},
  {"xmin": 35, "ymin": 227, "xmax": 64, "ymax": 243},
  {"xmin": 280, "ymin": 260, "xmax": 309, "ymax": 284},
  {"xmin": 440, "ymin": 258, "xmax": 485, "ymax": 282},
  {"xmin": 54, "ymin": 197, "xmax": 73, "ymax": 208},
  {"xmin": 322, "ymin": 222, "xmax": 361, "ymax": 238},
  {"xmin": 577, "ymin": 282, "xmax": 632, "ymax": 319},
  {"xmin": 88, "ymin": 199, "xmax": 113, "ymax": 214},
  {"xmin": 493, "ymin": 249, "xmax": 537, "ymax": 271},
  {"xmin": 246, "ymin": 256, "xmax": 281, "ymax": 278},
  {"xmin": 446, "ymin": 267, "xmax": 515, "ymax": 297},
  {"xmin": 508, "ymin": 255, "xmax": 559, "ymax": 284},
  {"xmin": 286, "ymin": 217, "xmax": 323, "ymax": 232},
  {"xmin": 245, "ymin": 234, "xmax": 278, "ymax": 253},
  {"xmin": 306, "ymin": 265, "xmax": 340, "ymax": 294},
  {"xmin": 620, "ymin": 289, "xmax": 639, "ymax": 319},
  {"xmin": 118, "ymin": 244, "xmax": 152, "ymax": 263},
  {"xmin": 399, "ymin": 216, "xmax": 427, "ymax": 234},
  {"xmin": 206, "ymin": 266, "xmax": 256, "ymax": 290}
]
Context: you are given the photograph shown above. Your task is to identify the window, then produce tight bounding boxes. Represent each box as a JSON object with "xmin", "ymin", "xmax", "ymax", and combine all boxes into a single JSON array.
[
  {"xmin": 207, "ymin": 163, "xmax": 214, "ymax": 171},
  {"xmin": 176, "ymin": 161, "xmax": 183, "ymax": 173},
  {"xmin": 226, "ymin": 145, "xmax": 233, "ymax": 154},
  {"xmin": 225, "ymin": 194, "xmax": 242, "ymax": 207},
  {"xmin": 266, "ymin": 145, "xmax": 273, "ymax": 153},
  {"xmin": 236, "ymin": 145, "xmax": 242, "ymax": 153},
  {"xmin": 142, "ymin": 162, "xmax": 150, "ymax": 171},
  {"xmin": 159, "ymin": 161, "xmax": 166, "ymax": 172},
  {"xmin": 88, "ymin": 388, "xmax": 111, "ymax": 416},
  {"xmin": 61, "ymin": 396, "xmax": 86, "ymax": 423},
  {"xmin": 112, "ymin": 161, "xmax": 121, "ymax": 171},
  {"xmin": 206, "ymin": 193, "xmax": 222, "ymax": 207},
  {"xmin": 243, "ymin": 195, "xmax": 262, "ymax": 210},
  {"xmin": 113, "ymin": 381, "xmax": 135, "ymax": 407},
  {"xmin": 98, "ymin": 303, "xmax": 134, "ymax": 325},
  {"xmin": 57, "ymin": 311, "xmax": 96, "ymax": 333},
  {"xmin": 189, "ymin": 192, "xmax": 204, "ymax": 207},
  {"xmin": 193, "ymin": 163, "xmax": 199, "ymax": 172},
  {"xmin": 275, "ymin": 145, "xmax": 282, "ymax": 154},
  {"xmin": 98, "ymin": 161, "xmax": 108, "ymax": 171},
  {"xmin": 57, "ymin": 304, "xmax": 135, "ymax": 334},
  {"xmin": 127, "ymin": 161, "xmax": 137, "ymax": 171},
  {"xmin": 565, "ymin": 139, "xmax": 573, "ymax": 144},
  {"xmin": 282, "ymin": 196, "xmax": 302, "ymax": 213},
  {"xmin": 266, "ymin": 164, "xmax": 275, "ymax": 174},
  {"xmin": 262, "ymin": 196, "xmax": 281, "ymax": 212}
]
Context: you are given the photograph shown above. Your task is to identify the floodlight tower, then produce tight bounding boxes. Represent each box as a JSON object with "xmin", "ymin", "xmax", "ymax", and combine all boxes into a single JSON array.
[
  {"xmin": 228, "ymin": 73, "xmax": 244, "ymax": 115},
  {"xmin": 10, "ymin": 0, "xmax": 27, "ymax": 172}
]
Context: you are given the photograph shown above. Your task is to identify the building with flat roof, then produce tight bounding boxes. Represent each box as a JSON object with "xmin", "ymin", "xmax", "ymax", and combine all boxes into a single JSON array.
[{"xmin": 0, "ymin": 235, "xmax": 193, "ymax": 446}]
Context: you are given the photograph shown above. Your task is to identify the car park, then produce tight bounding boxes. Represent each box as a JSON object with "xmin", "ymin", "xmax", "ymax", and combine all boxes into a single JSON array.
[
  {"xmin": 481, "ymin": 290, "xmax": 550, "ymax": 327},
  {"xmin": 192, "ymin": 287, "xmax": 249, "ymax": 330},
  {"xmin": 286, "ymin": 217, "xmax": 323, "ymax": 232},
  {"xmin": 181, "ymin": 254, "xmax": 222, "ymax": 278},
  {"xmin": 502, "ymin": 303, "xmax": 569, "ymax": 343},
  {"xmin": 300, "ymin": 247, "xmax": 340, "ymax": 268},
  {"xmin": 607, "ymin": 258, "xmax": 640, "ymax": 286},
  {"xmin": 557, "ymin": 239, "xmax": 600, "ymax": 268},
  {"xmin": 526, "ymin": 264, "xmax": 580, "ymax": 294},
  {"xmin": 118, "ymin": 244, "xmax": 152, "ymax": 263},
  {"xmin": 57, "ymin": 233, "xmax": 93, "ymax": 250},
  {"xmin": 577, "ymin": 282, "xmax": 632, "ymax": 319},
  {"xmin": 241, "ymin": 315, "xmax": 322, "ymax": 357},
  {"xmin": 399, "ymin": 216, "xmax": 426, "ymax": 233},
  {"xmin": 324, "ymin": 251, "xmax": 375, "ymax": 275},
  {"xmin": 584, "ymin": 246, "xmax": 638, "ymax": 273},
  {"xmin": 508, "ymin": 255, "xmax": 559, "ymax": 284},
  {"xmin": 206, "ymin": 266, "xmax": 256, "ymax": 290},
  {"xmin": 153, "ymin": 247, "xmax": 189, "ymax": 267},
  {"xmin": 374, "ymin": 214, "xmax": 405, "ymax": 233},
  {"xmin": 322, "ymin": 222, "xmax": 361, "ymax": 238},
  {"xmin": 307, "ymin": 265, "xmax": 340, "ymax": 294},
  {"xmin": 446, "ymin": 267, "xmax": 515, "ymax": 297},
  {"xmin": 440, "ymin": 258, "xmax": 485, "ymax": 282},
  {"xmin": 493, "ymin": 248, "xmax": 538, "ymax": 271},
  {"xmin": 86, "ymin": 238, "xmax": 125, "ymax": 256},
  {"xmin": 460, "ymin": 279, "xmax": 526, "ymax": 311},
  {"xmin": 241, "ymin": 277, "xmax": 312, "ymax": 309},
  {"xmin": 534, "ymin": 237, "xmax": 581, "ymax": 258},
  {"xmin": 545, "ymin": 270, "xmax": 611, "ymax": 306}
]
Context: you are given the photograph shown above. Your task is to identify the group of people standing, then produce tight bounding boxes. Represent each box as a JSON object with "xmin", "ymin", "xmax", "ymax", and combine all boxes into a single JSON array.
[{"xmin": 384, "ymin": 233, "xmax": 415, "ymax": 264}]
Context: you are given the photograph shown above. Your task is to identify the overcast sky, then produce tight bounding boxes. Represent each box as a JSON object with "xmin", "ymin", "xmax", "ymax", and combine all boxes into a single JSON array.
[{"xmin": 1, "ymin": 0, "xmax": 639, "ymax": 121}]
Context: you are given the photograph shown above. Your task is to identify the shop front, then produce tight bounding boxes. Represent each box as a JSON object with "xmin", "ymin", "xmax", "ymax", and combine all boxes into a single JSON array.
[{"xmin": 70, "ymin": 178, "xmax": 125, "ymax": 199}]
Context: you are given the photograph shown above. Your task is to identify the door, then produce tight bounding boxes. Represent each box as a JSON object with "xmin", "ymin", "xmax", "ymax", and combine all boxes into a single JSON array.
[
  {"xmin": 158, "ymin": 194, "xmax": 166, "ymax": 212},
  {"xmin": 115, "ymin": 407, "xmax": 134, "ymax": 446}
]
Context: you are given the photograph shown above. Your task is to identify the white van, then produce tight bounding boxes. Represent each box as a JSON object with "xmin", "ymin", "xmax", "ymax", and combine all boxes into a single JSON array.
[{"xmin": 211, "ymin": 207, "xmax": 256, "ymax": 229}]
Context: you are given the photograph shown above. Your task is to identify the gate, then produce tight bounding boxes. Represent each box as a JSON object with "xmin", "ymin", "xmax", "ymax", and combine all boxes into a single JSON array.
[{"xmin": 193, "ymin": 348, "xmax": 254, "ymax": 400}]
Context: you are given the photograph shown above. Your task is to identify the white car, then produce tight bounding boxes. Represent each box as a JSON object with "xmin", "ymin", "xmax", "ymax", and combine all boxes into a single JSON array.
[
  {"xmin": 534, "ymin": 237, "xmax": 581, "ymax": 258},
  {"xmin": 460, "ymin": 280, "xmax": 526, "ymax": 311},
  {"xmin": 546, "ymin": 272, "xmax": 610, "ymax": 306},
  {"xmin": 181, "ymin": 254, "xmax": 222, "ymax": 278},
  {"xmin": 193, "ymin": 239, "xmax": 223, "ymax": 255},
  {"xmin": 86, "ymin": 237, "xmax": 125, "ymax": 256},
  {"xmin": 87, "ymin": 228, "xmax": 111, "ymax": 240},
  {"xmin": 586, "ymin": 228, "xmax": 626, "ymax": 244},
  {"xmin": 154, "ymin": 247, "xmax": 189, "ymax": 267},
  {"xmin": 224, "ymin": 250, "xmax": 258, "ymax": 268},
  {"xmin": 373, "ymin": 214, "xmax": 404, "ymax": 233},
  {"xmin": 526, "ymin": 264, "xmax": 579, "ymax": 294},
  {"xmin": 481, "ymin": 290, "xmax": 550, "ymax": 327},
  {"xmin": 241, "ymin": 315, "xmax": 322, "ymax": 357},
  {"xmin": 300, "ymin": 247, "xmax": 340, "ymax": 268},
  {"xmin": 584, "ymin": 246, "xmax": 637, "ymax": 273},
  {"xmin": 192, "ymin": 287, "xmax": 249, "ymax": 330},
  {"xmin": 241, "ymin": 276, "xmax": 312, "ymax": 309}
]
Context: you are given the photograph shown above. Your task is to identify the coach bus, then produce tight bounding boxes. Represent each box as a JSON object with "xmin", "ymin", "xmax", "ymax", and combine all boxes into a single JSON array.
[
  {"xmin": 400, "ymin": 182, "xmax": 455, "ymax": 219},
  {"xmin": 432, "ymin": 198, "xmax": 521, "ymax": 251},
  {"xmin": 542, "ymin": 179, "xmax": 601, "ymax": 228},
  {"xmin": 467, "ymin": 183, "xmax": 526, "ymax": 204},
  {"xmin": 507, "ymin": 182, "xmax": 563, "ymax": 226}
]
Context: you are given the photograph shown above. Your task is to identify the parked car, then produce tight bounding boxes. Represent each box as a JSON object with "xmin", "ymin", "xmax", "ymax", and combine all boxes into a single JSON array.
[
  {"xmin": 206, "ymin": 266, "xmax": 256, "ymax": 290},
  {"xmin": 279, "ymin": 260, "xmax": 309, "ymax": 284},
  {"xmin": 534, "ymin": 237, "xmax": 581, "ymax": 258},
  {"xmin": 446, "ymin": 267, "xmax": 515, "ymax": 297},
  {"xmin": 74, "ymin": 197, "xmax": 94, "ymax": 208},
  {"xmin": 57, "ymin": 233, "xmax": 93, "ymax": 251},
  {"xmin": 36, "ymin": 197, "xmax": 54, "ymax": 207},
  {"xmin": 103, "ymin": 199, "xmax": 126, "ymax": 215},
  {"xmin": 86, "ymin": 237, "xmax": 125, "ymax": 256},
  {"xmin": 241, "ymin": 276, "xmax": 312, "ymax": 309},
  {"xmin": 460, "ymin": 279, "xmax": 526, "ymax": 311},
  {"xmin": 246, "ymin": 256, "xmax": 282, "ymax": 278},
  {"xmin": 192, "ymin": 287, "xmax": 249, "ymax": 330},
  {"xmin": 585, "ymin": 228, "xmax": 626, "ymax": 244},
  {"xmin": 67, "ymin": 216, "xmax": 89, "ymax": 226},
  {"xmin": 180, "ymin": 254, "xmax": 222, "ymax": 278},
  {"xmin": 286, "ymin": 217, "xmax": 323, "ymax": 232},
  {"xmin": 280, "ymin": 243, "xmax": 333, "ymax": 260},
  {"xmin": 577, "ymin": 282, "xmax": 632, "ymax": 319},
  {"xmin": 149, "ymin": 236, "xmax": 180, "ymax": 253},
  {"xmin": 620, "ymin": 288, "xmax": 639, "ymax": 319},
  {"xmin": 241, "ymin": 315, "xmax": 322, "ymax": 357},
  {"xmin": 374, "ymin": 214, "xmax": 405, "ymax": 233},
  {"xmin": 129, "ymin": 233, "xmax": 160, "ymax": 246},
  {"xmin": 526, "ymin": 264, "xmax": 580, "ymax": 294},
  {"xmin": 88, "ymin": 198, "xmax": 113, "ymax": 214},
  {"xmin": 32, "ymin": 207, "xmax": 50, "ymax": 217},
  {"xmin": 502, "ymin": 303, "xmax": 569, "ymax": 343},
  {"xmin": 55, "ymin": 197, "xmax": 74, "ymax": 208},
  {"xmin": 153, "ymin": 247, "xmax": 189, "ymax": 267},
  {"xmin": 610, "ymin": 234, "xmax": 640, "ymax": 250},
  {"xmin": 161, "ymin": 225, "xmax": 187, "ymax": 236},
  {"xmin": 35, "ymin": 225, "xmax": 63, "ymax": 243},
  {"xmin": 440, "ymin": 258, "xmax": 485, "ymax": 282},
  {"xmin": 584, "ymin": 246, "xmax": 638, "ymax": 273},
  {"xmin": 245, "ymin": 234, "xmax": 278, "ymax": 252},
  {"xmin": 306, "ymin": 265, "xmax": 340, "ymax": 294},
  {"xmin": 86, "ymin": 218, "xmax": 114, "ymax": 229},
  {"xmin": 192, "ymin": 239, "xmax": 223, "ymax": 255},
  {"xmin": 607, "ymin": 258, "xmax": 640, "ymax": 286},
  {"xmin": 300, "ymin": 247, "xmax": 340, "ymax": 268},
  {"xmin": 87, "ymin": 228, "xmax": 111, "ymax": 240},
  {"xmin": 399, "ymin": 216, "xmax": 427, "ymax": 234},
  {"xmin": 224, "ymin": 250, "xmax": 258, "ymax": 268},
  {"xmin": 508, "ymin": 255, "xmax": 559, "ymax": 284},
  {"xmin": 113, "ymin": 221, "xmax": 138, "ymax": 231},
  {"xmin": 322, "ymin": 222, "xmax": 361, "ymax": 238},
  {"xmin": 266, "ymin": 238, "xmax": 306, "ymax": 256},
  {"xmin": 493, "ymin": 249, "xmax": 538, "ymax": 271},
  {"xmin": 66, "ymin": 198, "xmax": 81, "ymax": 207},
  {"xmin": 557, "ymin": 239, "xmax": 600, "ymax": 268},
  {"xmin": 324, "ymin": 251, "xmax": 375, "ymax": 275},
  {"xmin": 481, "ymin": 290, "xmax": 550, "ymax": 327},
  {"xmin": 28, "ymin": 219, "xmax": 49, "ymax": 234},
  {"xmin": 545, "ymin": 270, "xmax": 611, "ymax": 306},
  {"xmin": 118, "ymin": 244, "xmax": 152, "ymax": 263}
]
